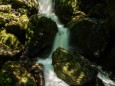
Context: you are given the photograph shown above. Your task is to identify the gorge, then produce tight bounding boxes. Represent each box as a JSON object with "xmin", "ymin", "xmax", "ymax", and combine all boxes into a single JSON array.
[{"xmin": 0, "ymin": 0, "xmax": 115, "ymax": 86}]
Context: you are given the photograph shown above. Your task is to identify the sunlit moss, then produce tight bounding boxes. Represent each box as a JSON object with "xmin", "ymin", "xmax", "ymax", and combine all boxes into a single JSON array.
[
  {"xmin": 0, "ymin": 30, "xmax": 21, "ymax": 49},
  {"xmin": 76, "ymin": 72, "xmax": 85, "ymax": 84},
  {"xmin": 0, "ymin": 61, "xmax": 37, "ymax": 86},
  {"xmin": 19, "ymin": 14, "xmax": 29, "ymax": 30},
  {"xmin": 53, "ymin": 48, "xmax": 96, "ymax": 85}
]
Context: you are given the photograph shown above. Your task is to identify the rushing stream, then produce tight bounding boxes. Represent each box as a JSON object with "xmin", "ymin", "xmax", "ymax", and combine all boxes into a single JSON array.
[
  {"xmin": 37, "ymin": 0, "xmax": 115, "ymax": 86},
  {"xmin": 97, "ymin": 67, "xmax": 115, "ymax": 86},
  {"xmin": 37, "ymin": 0, "xmax": 69, "ymax": 86}
]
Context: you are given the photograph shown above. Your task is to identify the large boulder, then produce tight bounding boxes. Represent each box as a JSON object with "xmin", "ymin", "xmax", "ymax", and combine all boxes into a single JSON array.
[
  {"xmin": 70, "ymin": 18, "xmax": 110, "ymax": 62},
  {"xmin": 52, "ymin": 48, "xmax": 97, "ymax": 85},
  {"xmin": 26, "ymin": 14, "xmax": 58, "ymax": 58},
  {"xmin": 0, "ymin": 61, "xmax": 37, "ymax": 86}
]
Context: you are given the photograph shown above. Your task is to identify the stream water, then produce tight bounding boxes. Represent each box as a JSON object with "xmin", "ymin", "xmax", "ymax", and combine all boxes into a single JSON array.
[
  {"xmin": 37, "ymin": 0, "xmax": 115, "ymax": 86},
  {"xmin": 37, "ymin": 0, "xmax": 69, "ymax": 86}
]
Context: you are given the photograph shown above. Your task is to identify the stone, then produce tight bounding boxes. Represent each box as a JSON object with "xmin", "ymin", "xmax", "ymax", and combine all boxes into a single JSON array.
[
  {"xmin": 0, "ymin": 61, "xmax": 37, "ymax": 86},
  {"xmin": 26, "ymin": 14, "xmax": 58, "ymax": 58},
  {"xmin": 52, "ymin": 47, "xmax": 97, "ymax": 85}
]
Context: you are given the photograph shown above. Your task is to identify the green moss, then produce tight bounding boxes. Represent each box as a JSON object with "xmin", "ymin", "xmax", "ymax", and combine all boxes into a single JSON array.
[
  {"xmin": 0, "ymin": 61, "xmax": 37, "ymax": 86},
  {"xmin": 0, "ymin": 76, "xmax": 12, "ymax": 86},
  {"xmin": 19, "ymin": 14, "xmax": 29, "ymax": 30},
  {"xmin": 0, "ymin": 30, "xmax": 21, "ymax": 49},
  {"xmin": 52, "ymin": 48, "xmax": 96, "ymax": 85}
]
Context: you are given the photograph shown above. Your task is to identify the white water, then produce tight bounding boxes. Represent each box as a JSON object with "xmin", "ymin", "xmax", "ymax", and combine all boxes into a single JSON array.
[
  {"xmin": 37, "ymin": 0, "xmax": 69, "ymax": 86},
  {"xmin": 97, "ymin": 66, "xmax": 115, "ymax": 86}
]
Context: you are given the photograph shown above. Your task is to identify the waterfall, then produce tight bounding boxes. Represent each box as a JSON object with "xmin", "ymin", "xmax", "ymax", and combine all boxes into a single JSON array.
[
  {"xmin": 37, "ymin": 0, "xmax": 69, "ymax": 86},
  {"xmin": 97, "ymin": 67, "xmax": 115, "ymax": 86}
]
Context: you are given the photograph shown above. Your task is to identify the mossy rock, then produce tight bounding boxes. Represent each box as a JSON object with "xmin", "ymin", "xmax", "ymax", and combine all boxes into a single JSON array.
[
  {"xmin": 0, "ymin": 0, "xmax": 39, "ymax": 16},
  {"xmin": 0, "ymin": 30, "xmax": 21, "ymax": 50},
  {"xmin": 5, "ymin": 14, "xmax": 29, "ymax": 44},
  {"xmin": 55, "ymin": 0, "xmax": 80, "ymax": 24},
  {"xmin": 52, "ymin": 47, "xmax": 97, "ymax": 85},
  {"xmin": 0, "ymin": 0, "xmax": 38, "ymax": 10},
  {"xmin": 0, "ymin": 61, "xmax": 37, "ymax": 86},
  {"xmin": 0, "ymin": 4, "xmax": 11, "ymax": 13},
  {"xmin": 26, "ymin": 14, "xmax": 58, "ymax": 57},
  {"xmin": 0, "ymin": 30, "xmax": 22, "ymax": 60},
  {"xmin": 0, "ymin": 12, "xmax": 13, "ymax": 27},
  {"xmin": 0, "ymin": 12, "xmax": 29, "ymax": 44}
]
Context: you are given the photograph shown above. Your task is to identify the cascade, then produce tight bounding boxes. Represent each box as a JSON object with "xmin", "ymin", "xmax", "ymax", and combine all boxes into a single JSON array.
[
  {"xmin": 37, "ymin": 0, "xmax": 115, "ymax": 86},
  {"xmin": 37, "ymin": 0, "xmax": 69, "ymax": 86}
]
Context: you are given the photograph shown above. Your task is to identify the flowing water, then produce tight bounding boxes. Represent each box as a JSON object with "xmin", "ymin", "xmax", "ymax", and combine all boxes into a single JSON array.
[
  {"xmin": 37, "ymin": 0, "xmax": 115, "ymax": 86},
  {"xmin": 37, "ymin": 0, "xmax": 69, "ymax": 86},
  {"xmin": 97, "ymin": 67, "xmax": 115, "ymax": 86}
]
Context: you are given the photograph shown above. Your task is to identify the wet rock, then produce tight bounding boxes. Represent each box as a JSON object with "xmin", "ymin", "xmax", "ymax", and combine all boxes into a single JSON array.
[
  {"xmin": 52, "ymin": 47, "xmax": 97, "ymax": 85},
  {"xmin": 0, "ymin": 61, "xmax": 37, "ymax": 86},
  {"xmin": 70, "ymin": 18, "xmax": 110, "ymax": 62},
  {"xmin": 26, "ymin": 14, "xmax": 58, "ymax": 58},
  {"xmin": 30, "ymin": 63, "xmax": 45, "ymax": 86}
]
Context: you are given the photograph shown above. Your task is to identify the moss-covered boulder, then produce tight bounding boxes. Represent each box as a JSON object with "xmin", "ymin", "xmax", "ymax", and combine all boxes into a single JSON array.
[
  {"xmin": 52, "ymin": 47, "xmax": 97, "ymax": 85},
  {"xmin": 55, "ymin": 0, "xmax": 85, "ymax": 24},
  {"xmin": 0, "ymin": 0, "xmax": 39, "ymax": 16},
  {"xmin": 0, "ymin": 61, "xmax": 37, "ymax": 86},
  {"xmin": 70, "ymin": 18, "xmax": 110, "ymax": 62},
  {"xmin": 26, "ymin": 14, "xmax": 58, "ymax": 57}
]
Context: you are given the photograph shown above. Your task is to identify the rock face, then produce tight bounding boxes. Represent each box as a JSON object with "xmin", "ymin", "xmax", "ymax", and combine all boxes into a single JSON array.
[
  {"xmin": 52, "ymin": 48, "xmax": 97, "ymax": 85},
  {"xmin": 0, "ymin": 61, "xmax": 37, "ymax": 86},
  {"xmin": 26, "ymin": 14, "xmax": 58, "ymax": 57}
]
